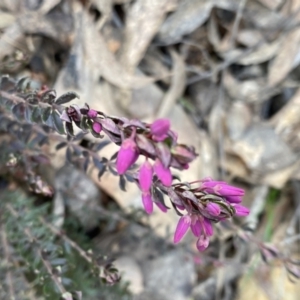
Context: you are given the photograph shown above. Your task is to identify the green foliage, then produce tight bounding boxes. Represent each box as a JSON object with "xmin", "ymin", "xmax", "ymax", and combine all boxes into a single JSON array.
[{"xmin": 0, "ymin": 190, "xmax": 131, "ymax": 299}]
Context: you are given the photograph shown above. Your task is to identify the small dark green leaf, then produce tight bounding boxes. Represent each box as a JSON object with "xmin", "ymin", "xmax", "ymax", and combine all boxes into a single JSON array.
[
  {"xmin": 24, "ymin": 105, "xmax": 33, "ymax": 122},
  {"xmin": 11, "ymin": 103, "xmax": 24, "ymax": 119},
  {"xmin": 56, "ymin": 142, "xmax": 67, "ymax": 150},
  {"xmin": 41, "ymin": 89, "xmax": 56, "ymax": 104},
  {"xmin": 93, "ymin": 157, "xmax": 104, "ymax": 170},
  {"xmin": 108, "ymin": 166, "xmax": 118, "ymax": 176},
  {"xmin": 110, "ymin": 151, "xmax": 118, "ymax": 161},
  {"xmin": 52, "ymin": 110, "xmax": 66, "ymax": 135},
  {"xmin": 66, "ymin": 147, "xmax": 73, "ymax": 163},
  {"xmin": 119, "ymin": 175, "xmax": 126, "ymax": 192},
  {"xmin": 16, "ymin": 77, "xmax": 29, "ymax": 91},
  {"xmin": 73, "ymin": 131, "xmax": 87, "ymax": 141},
  {"xmin": 31, "ymin": 106, "xmax": 41, "ymax": 123},
  {"xmin": 55, "ymin": 92, "xmax": 79, "ymax": 105},
  {"xmin": 83, "ymin": 157, "xmax": 89, "ymax": 172},
  {"xmin": 94, "ymin": 140, "xmax": 111, "ymax": 152},
  {"xmin": 66, "ymin": 121, "xmax": 74, "ymax": 136},
  {"xmin": 98, "ymin": 166, "xmax": 106, "ymax": 179},
  {"xmin": 80, "ymin": 116, "xmax": 89, "ymax": 131},
  {"xmin": 42, "ymin": 107, "xmax": 51, "ymax": 123}
]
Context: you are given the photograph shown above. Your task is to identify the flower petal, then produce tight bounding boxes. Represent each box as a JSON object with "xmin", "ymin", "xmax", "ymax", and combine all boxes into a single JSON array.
[
  {"xmin": 196, "ymin": 235, "xmax": 210, "ymax": 252},
  {"xmin": 174, "ymin": 215, "xmax": 191, "ymax": 244},
  {"xmin": 202, "ymin": 218, "xmax": 213, "ymax": 236},
  {"xmin": 190, "ymin": 220, "xmax": 202, "ymax": 237},
  {"xmin": 139, "ymin": 160, "xmax": 153, "ymax": 191},
  {"xmin": 233, "ymin": 204, "xmax": 250, "ymax": 216},
  {"xmin": 116, "ymin": 138, "xmax": 139, "ymax": 174},
  {"xmin": 150, "ymin": 118, "xmax": 170, "ymax": 137},
  {"xmin": 206, "ymin": 203, "xmax": 221, "ymax": 216},
  {"xmin": 142, "ymin": 192, "xmax": 153, "ymax": 214},
  {"xmin": 153, "ymin": 159, "xmax": 172, "ymax": 186}
]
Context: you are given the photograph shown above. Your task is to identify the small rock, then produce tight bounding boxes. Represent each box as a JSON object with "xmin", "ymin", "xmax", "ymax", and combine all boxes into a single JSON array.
[
  {"xmin": 115, "ymin": 256, "xmax": 144, "ymax": 295},
  {"xmin": 142, "ymin": 249, "xmax": 196, "ymax": 300},
  {"xmin": 54, "ymin": 164, "xmax": 101, "ymax": 230}
]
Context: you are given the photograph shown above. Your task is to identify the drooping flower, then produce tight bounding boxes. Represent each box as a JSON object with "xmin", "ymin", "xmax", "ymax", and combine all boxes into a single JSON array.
[
  {"xmin": 206, "ymin": 203, "xmax": 221, "ymax": 216},
  {"xmin": 174, "ymin": 215, "xmax": 191, "ymax": 244},
  {"xmin": 150, "ymin": 118, "xmax": 170, "ymax": 141},
  {"xmin": 153, "ymin": 159, "xmax": 172, "ymax": 186},
  {"xmin": 116, "ymin": 136, "xmax": 139, "ymax": 175},
  {"xmin": 87, "ymin": 109, "xmax": 98, "ymax": 119},
  {"xmin": 201, "ymin": 179, "xmax": 245, "ymax": 197},
  {"xmin": 139, "ymin": 160, "xmax": 153, "ymax": 192},
  {"xmin": 232, "ymin": 204, "xmax": 250, "ymax": 216},
  {"xmin": 142, "ymin": 191, "xmax": 153, "ymax": 214},
  {"xmin": 169, "ymin": 179, "xmax": 249, "ymax": 252},
  {"xmin": 92, "ymin": 122, "xmax": 102, "ymax": 134},
  {"xmin": 196, "ymin": 235, "xmax": 209, "ymax": 252}
]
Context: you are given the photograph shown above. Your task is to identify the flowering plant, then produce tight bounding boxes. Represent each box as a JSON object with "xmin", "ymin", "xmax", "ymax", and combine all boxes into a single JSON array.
[{"xmin": 60, "ymin": 101, "xmax": 250, "ymax": 252}]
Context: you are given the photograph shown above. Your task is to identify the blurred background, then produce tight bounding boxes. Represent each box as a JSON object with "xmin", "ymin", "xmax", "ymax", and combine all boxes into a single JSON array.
[{"xmin": 0, "ymin": 0, "xmax": 300, "ymax": 299}]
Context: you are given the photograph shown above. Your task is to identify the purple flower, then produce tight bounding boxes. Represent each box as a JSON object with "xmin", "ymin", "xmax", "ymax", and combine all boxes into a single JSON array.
[
  {"xmin": 232, "ymin": 204, "xmax": 250, "ymax": 216},
  {"xmin": 116, "ymin": 137, "xmax": 139, "ymax": 175},
  {"xmin": 202, "ymin": 179, "xmax": 244, "ymax": 197},
  {"xmin": 202, "ymin": 218, "xmax": 213, "ymax": 236},
  {"xmin": 226, "ymin": 195, "xmax": 243, "ymax": 203},
  {"xmin": 150, "ymin": 119, "xmax": 170, "ymax": 140},
  {"xmin": 139, "ymin": 160, "xmax": 153, "ymax": 192},
  {"xmin": 174, "ymin": 215, "xmax": 191, "ymax": 244},
  {"xmin": 92, "ymin": 122, "xmax": 102, "ymax": 134},
  {"xmin": 206, "ymin": 203, "xmax": 221, "ymax": 216},
  {"xmin": 142, "ymin": 192, "xmax": 153, "ymax": 214},
  {"xmin": 190, "ymin": 217, "xmax": 202, "ymax": 237},
  {"xmin": 87, "ymin": 109, "xmax": 98, "ymax": 118},
  {"xmin": 196, "ymin": 235, "xmax": 209, "ymax": 252},
  {"xmin": 153, "ymin": 159, "xmax": 172, "ymax": 186}
]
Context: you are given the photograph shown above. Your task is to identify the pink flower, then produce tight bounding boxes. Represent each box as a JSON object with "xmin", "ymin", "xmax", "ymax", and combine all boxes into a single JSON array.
[
  {"xmin": 206, "ymin": 203, "xmax": 221, "ymax": 216},
  {"xmin": 202, "ymin": 218, "xmax": 213, "ymax": 236},
  {"xmin": 87, "ymin": 109, "xmax": 98, "ymax": 118},
  {"xmin": 150, "ymin": 119, "xmax": 170, "ymax": 140},
  {"xmin": 190, "ymin": 218, "xmax": 202, "ymax": 237},
  {"xmin": 139, "ymin": 160, "xmax": 153, "ymax": 192},
  {"xmin": 202, "ymin": 180, "xmax": 244, "ymax": 197},
  {"xmin": 153, "ymin": 159, "xmax": 172, "ymax": 186},
  {"xmin": 116, "ymin": 137, "xmax": 139, "ymax": 175},
  {"xmin": 232, "ymin": 204, "xmax": 250, "ymax": 216},
  {"xmin": 196, "ymin": 235, "xmax": 209, "ymax": 252},
  {"xmin": 174, "ymin": 215, "xmax": 191, "ymax": 243},
  {"xmin": 142, "ymin": 192, "xmax": 153, "ymax": 214},
  {"xmin": 92, "ymin": 122, "xmax": 102, "ymax": 134}
]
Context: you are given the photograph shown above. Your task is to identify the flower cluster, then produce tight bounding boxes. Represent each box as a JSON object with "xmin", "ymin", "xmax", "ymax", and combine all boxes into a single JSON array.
[
  {"xmin": 168, "ymin": 178, "xmax": 249, "ymax": 251},
  {"xmin": 60, "ymin": 104, "xmax": 249, "ymax": 252}
]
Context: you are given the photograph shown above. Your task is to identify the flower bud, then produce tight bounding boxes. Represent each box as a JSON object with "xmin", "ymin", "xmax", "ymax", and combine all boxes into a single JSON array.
[
  {"xmin": 142, "ymin": 192, "xmax": 153, "ymax": 214},
  {"xmin": 92, "ymin": 122, "xmax": 102, "ymax": 134},
  {"xmin": 174, "ymin": 215, "xmax": 191, "ymax": 244},
  {"xmin": 139, "ymin": 160, "xmax": 153, "ymax": 192},
  {"xmin": 150, "ymin": 118, "xmax": 170, "ymax": 138},
  {"xmin": 153, "ymin": 159, "xmax": 172, "ymax": 186},
  {"xmin": 206, "ymin": 203, "xmax": 221, "ymax": 216},
  {"xmin": 116, "ymin": 137, "xmax": 139, "ymax": 175},
  {"xmin": 196, "ymin": 235, "xmax": 209, "ymax": 252},
  {"xmin": 232, "ymin": 204, "xmax": 250, "ymax": 216},
  {"xmin": 87, "ymin": 109, "xmax": 98, "ymax": 118}
]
